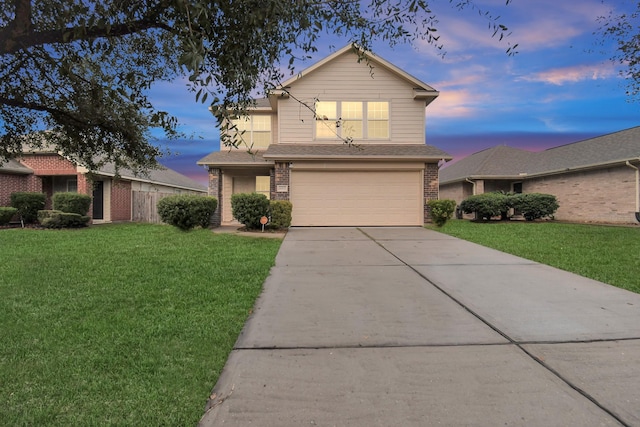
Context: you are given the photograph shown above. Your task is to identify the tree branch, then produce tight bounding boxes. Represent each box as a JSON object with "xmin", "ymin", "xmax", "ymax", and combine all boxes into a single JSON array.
[{"xmin": 0, "ymin": 16, "xmax": 173, "ymax": 55}]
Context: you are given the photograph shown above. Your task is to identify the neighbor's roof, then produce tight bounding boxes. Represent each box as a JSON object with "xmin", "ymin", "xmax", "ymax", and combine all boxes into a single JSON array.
[
  {"xmin": 197, "ymin": 150, "xmax": 274, "ymax": 167},
  {"xmin": 263, "ymin": 144, "xmax": 451, "ymax": 161},
  {"xmin": 0, "ymin": 159, "xmax": 34, "ymax": 175},
  {"xmin": 440, "ymin": 126, "xmax": 640, "ymax": 184},
  {"xmin": 97, "ymin": 163, "xmax": 207, "ymax": 192}
]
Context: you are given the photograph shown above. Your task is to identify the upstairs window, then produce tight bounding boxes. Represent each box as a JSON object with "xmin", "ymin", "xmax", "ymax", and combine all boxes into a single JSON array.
[
  {"xmin": 230, "ymin": 115, "xmax": 271, "ymax": 149},
  {"xmin": 315, "ymin": 101, "xmax": 388, "ymax": 140}
]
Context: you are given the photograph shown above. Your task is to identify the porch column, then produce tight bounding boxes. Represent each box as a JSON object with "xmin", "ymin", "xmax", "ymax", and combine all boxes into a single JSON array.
[
  {"xmin": 208, "ymin": 168, "xmax": 222, "ymax": 227},
  {"xmin": 424, "ymin": 163, "xmax": 439, "ymax": 223},
  {"xmin": 272, "ymin": 162, "xmax": 290, "ymax": 201}
]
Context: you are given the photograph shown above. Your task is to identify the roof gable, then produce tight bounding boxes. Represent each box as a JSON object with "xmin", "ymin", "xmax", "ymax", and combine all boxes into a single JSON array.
[{"xmin": 278, "ymin": 44, "xmax": 438, "ymax": 95}]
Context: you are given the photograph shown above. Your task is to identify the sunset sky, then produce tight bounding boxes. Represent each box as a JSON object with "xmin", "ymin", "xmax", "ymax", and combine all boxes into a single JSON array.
[{"xmin": 150, "ymin": 0, "xmax": 639, "ymax": 185}]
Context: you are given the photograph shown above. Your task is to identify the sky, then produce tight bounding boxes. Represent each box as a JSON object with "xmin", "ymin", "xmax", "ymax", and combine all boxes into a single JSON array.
[{"xmin": 150, "ymin": 0, "xmax": 639, "ymax": 186}]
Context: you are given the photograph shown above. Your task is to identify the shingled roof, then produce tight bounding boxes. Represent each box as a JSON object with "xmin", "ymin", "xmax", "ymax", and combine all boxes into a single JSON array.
[
  {"xmin": 197, "ymin": 150, "xmax": 273, "ymax": 167},
  {"xmin": 263, "ymin": 144, "xmax": 451, "ymax": 161},
  {"xmin": 440, "ymin": 127, "xmax": 640, "ymax": 184},
  {"xmin": 0, "ymin": 159, "xmax": 34, "ymax": 175}
]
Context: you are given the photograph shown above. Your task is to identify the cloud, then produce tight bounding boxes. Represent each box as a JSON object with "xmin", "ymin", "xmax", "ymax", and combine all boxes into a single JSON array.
[
  {"xmin": 427, "ymin": 89, "xmax": 481, "ymax": 119},
  {"xmin": 519, "ymin": 62, "xmax": 618, "ymax": 85}
]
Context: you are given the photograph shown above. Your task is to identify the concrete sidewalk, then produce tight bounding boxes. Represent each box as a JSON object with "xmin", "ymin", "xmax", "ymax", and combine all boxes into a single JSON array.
[{"xmin": 199, "ymin": 227, "xmax": 640, "ymax": 426}]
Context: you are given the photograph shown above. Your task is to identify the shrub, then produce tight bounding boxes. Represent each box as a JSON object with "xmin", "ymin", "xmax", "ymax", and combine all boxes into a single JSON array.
[
  {"xmin": 157, "ymin": 195, "xmax": 218, "ymax": 231},
  {"xmin": 38, "ymin": 210, "xmax": 90, "ymax": 228},
  {"xmin": 53, "ymin": 192, "xmax": 92, "ymax": 215},
  {"xmin": 459, "ymin": 192, "xmax": 510, "ymax": 221},
  {"xmin": 511, "ymin": 193, "xmax": 559, "ymax": 221},
  {"xmin": 231, "ymin": 193, "xmax": 270, "ymax": 230},
  {"xmin": 269, "ymin": 200, "xmax": 292, "ymax": 229},
  {"xmin": 10, "ymin": 192, "xmax": 45, "ymax": 224},
  {"xmin": 0, "ymin": 207, "xmax": 18, "ymax": 225},
  {"xmin": 427, "ymin": 199, "xmax": 457, "ymax": 227}
]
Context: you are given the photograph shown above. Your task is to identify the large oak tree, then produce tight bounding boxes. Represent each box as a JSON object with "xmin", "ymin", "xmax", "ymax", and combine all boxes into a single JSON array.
[{"xmin": 0, "ymin": 0, "xmax": 515, "ymax": 172}]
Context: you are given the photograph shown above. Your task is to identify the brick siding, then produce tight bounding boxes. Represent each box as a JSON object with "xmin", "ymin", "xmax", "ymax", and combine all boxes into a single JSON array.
[
  {"xmin": 272, "ymin": 162, "xmax": 290, "ymax": 201},
  {"xmin": 19, "ymin": 154, "xmax": 77, "ymax": 175},
  {"xmin": 524, "ymin": 165, "xmax": 638, "ymax": 224},
  {"xmin": 0, "ymin": 173, "xmax": 41, "ymax": 206},
  {"xmin": 423, "ymin": 163, "xmax": 439, "ymax": 222},
  {"xmin": 110, "ymin": 180, "xmax": 132, "ymax": 221}
]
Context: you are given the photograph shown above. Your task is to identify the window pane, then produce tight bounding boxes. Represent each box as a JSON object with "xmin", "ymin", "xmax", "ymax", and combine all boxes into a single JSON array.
[
  {"xmin": 342, "ymin": 120, "xmax": 363, "ymax": 139},
  {"xmin": 367, "ymin": 102, "xmax": 389, "ymax": 120},
  {"xmin": 368, "ymin": 121, "xmax": 389, "ymax": 138},
  {"xmin": 252, "ymin": 131, "xmax": 271, "ymax": 148},
  {"xmin": 231, "ymin": 117, "xmax": 250, "ymax": 131},
  {"xmin": 256, "ymin": 176, "xmax": 270, "ymax": 199},
  {"xmin": 252, "ymin": 115, "xmax": 271, "ymax": 131},
  {"xmin": 315, "ymin": 101, "xmax": 336, "ymax": 120},
  {"xmin": 342, "ymin": 102, "xmax": 362, "ymax": 120},
  {"xmin": 316, "ymin": 121, "xmax": 337, "ymax": 138}
]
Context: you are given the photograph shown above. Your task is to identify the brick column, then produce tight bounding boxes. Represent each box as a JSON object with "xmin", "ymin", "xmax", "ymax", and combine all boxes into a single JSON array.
[
  {"xmin": 273, "ymin": 162, "xmax": 290, "ymax": 201},
  {"xmin": 424, "ymin": 163, "xmax": 439, "ymax": 223},
  {"xmin": 208, "ymin": 168, "xmax": 222, "ymax": 227}
]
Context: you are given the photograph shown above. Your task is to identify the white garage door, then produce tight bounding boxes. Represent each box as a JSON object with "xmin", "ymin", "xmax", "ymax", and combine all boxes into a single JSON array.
[{"xmin": 290, "ymin": 170, "xmax": 423, "ymax": 226}]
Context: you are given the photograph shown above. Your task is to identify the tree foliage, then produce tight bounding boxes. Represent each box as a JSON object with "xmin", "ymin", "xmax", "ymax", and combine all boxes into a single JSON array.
[
  {"xmin": 1, "ymin": 0, "xmax": 514, "ymax": 171},
  {"xmin": 597, "ymin": 2, "xmax": 640, "ymax": 101}
]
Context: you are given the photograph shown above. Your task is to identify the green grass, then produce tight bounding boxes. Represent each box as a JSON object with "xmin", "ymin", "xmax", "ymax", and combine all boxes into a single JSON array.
[
  {"xmin": 428, "ymin": 220, "xmax": 640, "ymax": 294},
  {"xmin": 0, "ymin": 223, "xmax": 281, "ymax": 426}
]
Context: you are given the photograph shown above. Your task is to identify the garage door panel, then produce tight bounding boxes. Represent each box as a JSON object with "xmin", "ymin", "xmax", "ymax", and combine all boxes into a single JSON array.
[{"xmin": 290, "ymin": 170, "xmax": 422, "ymax": 226}]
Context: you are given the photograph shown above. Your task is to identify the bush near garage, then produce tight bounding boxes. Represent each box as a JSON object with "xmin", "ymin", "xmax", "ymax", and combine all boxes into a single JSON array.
[
  {"xmin": 510, "ymin": 193, "xmax": 559, "ymax": 221},
  {"xmin": 268, "ymin": 200, "xmax": 292, "ymax": 229},
  {"xmin": 0, "ymin": 207, "xmax": 18, "ymax": 225},
  {"xmin": 157, "ymin": 195, "xmax": 218, "ymax": 231},
  {"xmin": 53, "ymin": 192, "xmax": 92, "ymax": 215},
  {"xmin": 231, "ymin": 193, "xmax": 270, "ymax": 230},
  {"xmin": 10, "ymin": 192, "xmax": 45, "ymax": 224},
  {"xmin": 427, "ymin": 199, "xmax": 456, "ymax": 227}
]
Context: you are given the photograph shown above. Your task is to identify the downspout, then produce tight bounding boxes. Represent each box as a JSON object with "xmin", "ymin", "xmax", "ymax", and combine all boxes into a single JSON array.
[
  {"xmin": 465, "ymin": 178, "xmax": 476, "ymax": 195},
  {"xmin": 626, "ymin": 159, "xmax": 640, "ymax": 223}
]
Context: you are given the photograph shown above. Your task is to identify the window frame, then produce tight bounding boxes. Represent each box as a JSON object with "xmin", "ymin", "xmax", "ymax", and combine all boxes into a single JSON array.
[
  {"xmin": 230, "ymin": 114, "xmax": 272, "ymax": 149},
  {"xmin": 314, "ymin": 101, "xmax": 389, "ymax": 141}
]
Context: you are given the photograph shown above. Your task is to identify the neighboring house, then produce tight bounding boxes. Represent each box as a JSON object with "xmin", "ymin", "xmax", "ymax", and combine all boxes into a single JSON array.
[
  {"xmin": 439, "ymin": 127, "xmax": 640, "ymax": 224},
  {"xmin": 198, "ymin": 45, "xmax": 451, "ymax": 227},
  {"xmin": 0, "ymin": 149, "xmax": 206, "ymax": 223}
]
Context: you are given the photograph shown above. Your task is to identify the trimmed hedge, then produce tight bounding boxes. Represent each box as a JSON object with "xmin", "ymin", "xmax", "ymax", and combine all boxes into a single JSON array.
[
  {"xmin": 11, "ymin": 192, "xmax": 46, "ymax": 224},
  {"xmin": 459, "ymin": 192, "xmax": 510, "ymax": 220},
  {"xmin": 511, "ymin": 193, "xmax": 559, "ymax": 221},
  {"xmin": 0, "ymin": 207, "xmax": 18, "ymax": 225},
  {"xmin": 427, "ymin": 199, "xmax": 456, "ymax": 227},
  {"xmin": 53, "ymin": 192, "xmax": 92, "ymax": 215},
  {"xmin": 459, "ymin": 192, "xmax": 559, "ymax": 221},
  {"xmin": 157, "ymin": 195, "xmax": 218, "ymax": 231},
  {"xmin": 37, "ymin": 210, "xmax": 90, "ymax": 228},
  {"xmin": 269, "ymin": 200, "xmax": 292, "ymax": 229},
  {"xmin": 231, "ymin": 193, "xmax": 270, "ymax": 230}
]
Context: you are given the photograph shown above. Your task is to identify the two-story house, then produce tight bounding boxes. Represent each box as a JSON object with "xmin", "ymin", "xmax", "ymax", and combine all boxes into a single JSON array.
[{"xmin": 198, "ymin": 45, "xmax": 451, "ymax": 227}]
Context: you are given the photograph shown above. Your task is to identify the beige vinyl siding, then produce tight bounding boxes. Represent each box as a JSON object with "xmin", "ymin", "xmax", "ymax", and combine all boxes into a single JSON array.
[{"xmin": 277, "ymin": 51, "xmax": 425, "ymax": 145}]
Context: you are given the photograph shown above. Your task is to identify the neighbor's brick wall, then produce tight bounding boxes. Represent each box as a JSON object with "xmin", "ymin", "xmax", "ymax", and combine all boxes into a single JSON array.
[
  {"xmin": 19, "ymin": 154, "xmax": 77, "ymax": 175},
  {"xmin": 111, "ymin": 180, "xmax": 132, "ymax": 221},
  {"xmin": 272, "ymin": 162, "xmax": 290, "ymax": 201},
  {"xmin": 208, "ymin": 168, "xmax": 222, "ymax": 227},
  {"xmin": 423, "ymin": 163, "xmax": 439, "ymax": 222},
  {"xmin": 523, "ymin": 165, "xmax": 637, "ymax": 223},
  {"xmin": 0, "ymin": 173, "xmax": 41, "ymax": 206}
]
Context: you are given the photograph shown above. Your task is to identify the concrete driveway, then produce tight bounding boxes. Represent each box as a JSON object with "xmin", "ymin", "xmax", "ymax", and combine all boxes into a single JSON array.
[{"xmin": 199, "ymin": 227, "xmax": 640, "ymax": 426}]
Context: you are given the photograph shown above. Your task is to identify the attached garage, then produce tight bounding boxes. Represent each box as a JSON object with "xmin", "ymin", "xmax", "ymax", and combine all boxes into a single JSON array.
[{"xmin": 289, "ymin": 163, "xmax": 424, "ymax": 226}]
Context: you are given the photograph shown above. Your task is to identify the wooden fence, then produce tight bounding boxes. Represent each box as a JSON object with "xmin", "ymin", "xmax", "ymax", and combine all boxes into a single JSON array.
[{"xmin": 132, "ymin": 191, "xmax": 173, "ymax": 223}]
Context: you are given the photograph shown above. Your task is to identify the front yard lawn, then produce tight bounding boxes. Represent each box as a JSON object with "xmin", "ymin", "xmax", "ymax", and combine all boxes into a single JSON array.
[
  {"xmin": 428, "ymin": 220, "xmax": 640, "ymax": 294},
  {"xmin": 0, "ymin": 223, "xmax": 281, "ymax": 426}
]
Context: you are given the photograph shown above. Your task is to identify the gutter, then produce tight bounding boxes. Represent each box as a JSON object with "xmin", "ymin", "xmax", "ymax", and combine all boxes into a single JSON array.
[{"xmin": 625, "ymin": 159, "xmax": 640, "ymax": 223}]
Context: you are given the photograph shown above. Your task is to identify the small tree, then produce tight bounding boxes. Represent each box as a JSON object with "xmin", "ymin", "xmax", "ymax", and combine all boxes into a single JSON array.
[
  {"xmin": 10, "ymin": 192, "xmax": 45, "ymax": 225},
  {"xmin": 0, "ymin": 207, "xmax": 17, "ymax": 225},
  {"xmin": 231, "ymin": 193, "xmax": 270, "ymax": 230},
  {"xmin": 427, "ymin": 199, "xmax": 456, "ymax": 227}
]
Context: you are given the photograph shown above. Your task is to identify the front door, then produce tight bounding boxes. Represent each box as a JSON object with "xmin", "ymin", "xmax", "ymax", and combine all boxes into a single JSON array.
[{"xmin": 92, "ymin": 181, "xmax": 104, "ymax": 220}]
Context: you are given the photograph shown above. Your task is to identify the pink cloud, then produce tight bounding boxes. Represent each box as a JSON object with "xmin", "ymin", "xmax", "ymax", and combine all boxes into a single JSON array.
[{"xmin": 519, "ymin": 63, "xmax": 618, "ymax": 85}]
